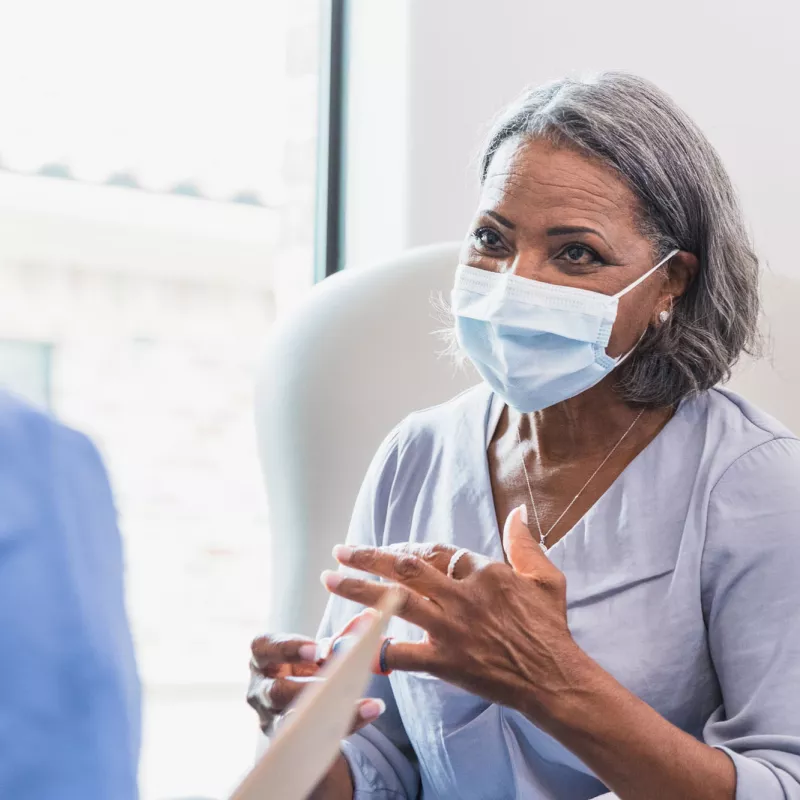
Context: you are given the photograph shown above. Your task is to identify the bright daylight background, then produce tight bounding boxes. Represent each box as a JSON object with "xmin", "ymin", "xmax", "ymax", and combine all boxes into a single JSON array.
[{"xmin": 0, "ymin": 1, "xmax": 320, "ymax": 797}]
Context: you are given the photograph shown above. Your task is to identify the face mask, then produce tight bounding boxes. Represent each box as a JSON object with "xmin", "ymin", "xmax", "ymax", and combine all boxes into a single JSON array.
[{"xmin": 451, "ymin": 250, "xmax": 678, "ymax": 412}]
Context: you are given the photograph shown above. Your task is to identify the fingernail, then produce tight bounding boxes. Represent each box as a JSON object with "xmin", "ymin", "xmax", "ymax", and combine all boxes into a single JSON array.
[
  {"xmin": 298, "ymin": 643, "xmax": 317, "ymax": 662},
  {"xmin": 358, "ymin": 698, "xmax": 386, "ymax": 721},
  {"xmin": 331, "ymin": 635, "xmax": 356, "ymax": 656},
  {"xmin": 315, "ymin": 637, "xmax": 332, "ymax": 661},
  {"xmin": 332, "ymin": 544, "xmax": 353, "ymax": 563},
  {"xmin": 518, "ymin": 503, "xmax": 528, "ymax": 526},
  {"xmin": 321, "ymin": 570, "xmax": 343, "ymax": 590}
]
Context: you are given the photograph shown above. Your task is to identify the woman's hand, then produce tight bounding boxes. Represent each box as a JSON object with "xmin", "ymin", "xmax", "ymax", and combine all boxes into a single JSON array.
[
  {"xmin": 247, "ymin": 610, "xmax": 386, "ymax": 737},
  {"xmin": 247, "ymin": 610, "xmax": 389, "ymax": 800},
  {"xmin": 322, "ymin": 506, "xmax": 587, "ymax": 723}
]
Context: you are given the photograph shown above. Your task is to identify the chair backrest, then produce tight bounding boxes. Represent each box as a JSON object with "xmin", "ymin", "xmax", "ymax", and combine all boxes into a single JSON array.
[
  {"xmin": 255, "ymin": 242, "xmax": 800, "ymax": 634},
  {"xmin": 255, "ymin": 243, "xmax": 474, "ymax": 633}
]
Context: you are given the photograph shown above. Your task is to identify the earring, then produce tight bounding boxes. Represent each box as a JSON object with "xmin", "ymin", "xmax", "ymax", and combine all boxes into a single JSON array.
[{"xmin": 658, "ymin": 310, "xmax": 670, "ymax": 323}]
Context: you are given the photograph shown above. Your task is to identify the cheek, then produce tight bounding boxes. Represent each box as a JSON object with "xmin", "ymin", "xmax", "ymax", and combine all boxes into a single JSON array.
[{"xmin": 606, "ymin": 292, "xmax": 656, "ymax": 357}]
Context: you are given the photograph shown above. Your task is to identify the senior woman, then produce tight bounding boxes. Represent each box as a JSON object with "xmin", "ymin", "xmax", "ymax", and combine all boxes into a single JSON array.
[{"xmin": 248, "ymin": 72, "xmax": 800, "ymax": 799}]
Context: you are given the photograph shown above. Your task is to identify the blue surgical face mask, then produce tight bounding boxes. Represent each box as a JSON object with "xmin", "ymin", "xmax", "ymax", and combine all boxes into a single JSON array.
[{"xmin": 451, "ymin": 250, "xmax": 678, "ymax": 412}]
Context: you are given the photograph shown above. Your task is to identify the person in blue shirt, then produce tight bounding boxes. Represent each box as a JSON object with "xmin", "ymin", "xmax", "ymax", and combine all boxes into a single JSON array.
[{"xmin": 0, "ymin": 390, "xmax": 140, "ymax": 798}]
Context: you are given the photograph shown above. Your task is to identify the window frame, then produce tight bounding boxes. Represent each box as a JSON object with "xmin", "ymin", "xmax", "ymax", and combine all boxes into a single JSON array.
[{"xmin": 314, "ymin": 0, "xmax": 349, "ymax": 281}]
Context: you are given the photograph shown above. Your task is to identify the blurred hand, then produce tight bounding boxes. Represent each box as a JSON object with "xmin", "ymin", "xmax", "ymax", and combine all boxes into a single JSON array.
[{"xmin": 246, "ymin": 609, "xmax": 386, "ymax": 737}]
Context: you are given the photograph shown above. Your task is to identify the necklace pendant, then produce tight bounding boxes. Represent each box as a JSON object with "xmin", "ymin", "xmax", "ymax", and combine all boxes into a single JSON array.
[{"xmin": 539, "ymin": 541, "xmax": 548, "ymax": 553}]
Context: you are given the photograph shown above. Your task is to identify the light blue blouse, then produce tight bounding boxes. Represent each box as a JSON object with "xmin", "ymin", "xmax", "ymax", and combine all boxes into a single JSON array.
[
  {"xmin": 318, "ymin": 384, "xmax": 800, "ymax": 799},
  {"xmin": 0, "ymin": 392, "xmax": 140, "ymax": 799}
]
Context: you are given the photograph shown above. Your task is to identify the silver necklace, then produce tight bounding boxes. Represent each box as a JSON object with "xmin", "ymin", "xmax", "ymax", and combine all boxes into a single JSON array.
[{"xmin": 516, "ymin": 409, "xmax": 645, "ymax": 552}]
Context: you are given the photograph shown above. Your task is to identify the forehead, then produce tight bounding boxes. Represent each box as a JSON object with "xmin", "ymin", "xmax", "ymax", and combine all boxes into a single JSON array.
[{"xmin": 481, "ymin": 137, "xmax": 641, "ymax": 230}]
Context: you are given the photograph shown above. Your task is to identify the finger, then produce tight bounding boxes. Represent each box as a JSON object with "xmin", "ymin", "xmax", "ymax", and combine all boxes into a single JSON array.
[
  {"xmin": 380, "ymin": 639, "xmax": 441, "ymax": 674},
  {"xmin": 273, "ymin": 697, "xmax": 386, "ymax": 738},
  {"xmin": 316, "ymin": 608, "xmax": 380, "ymax": 663},
  {"xmin": 247, "ymin": 676, "xmax": 279, "ymax": 733},
  {"xmin": 332, "ymin": 545, "xmax": 454, "ymax": 597},
  {"xmin": 350, "ymin": 698, "xmax": 387, "ymax": 734},
  {"xmin": 251, "ymin": 633, "xmax": 318, "ymax": 671},
  {"xmin": 403, "ymin": 542, "xmax": 455, "ymax": 574},
  {"xmin": 383, "ymin": 542, "xmax": 458, "ymax": 576},
  {"xmin": 390, "ymin": 542, "xmax": 494, "ymax": 580},
  {"xmin": 272, "ymin": 708, "xmax": 296, "ymax": 734},
  {"xmin": 335, "ymin": 607, "xmax": 379, "ymax": 638},
  {"xmin": 321, "ymin": 571, "xmax": 445, "ymax": 632},
  {"xmin": 503, "ymin": 504, "xmax": 548, "ymax": 575},
  {"xmin": 264, "ymin": 675, "xmax": 321, "ymax": 713}
]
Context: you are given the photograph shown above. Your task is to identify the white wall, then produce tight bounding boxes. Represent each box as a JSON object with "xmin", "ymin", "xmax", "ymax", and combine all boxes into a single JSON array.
[
  {"xmin": 344, "ymin": 0, "xmax": 410, "ymax": 268},
  {"xmin": 345, "ymin": 0, "xmax": 800, "ymax": 278}
]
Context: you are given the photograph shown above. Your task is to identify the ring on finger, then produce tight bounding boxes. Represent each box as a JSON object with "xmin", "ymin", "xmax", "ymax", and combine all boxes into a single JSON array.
[
  {"xmin": 447, "ymin": 548, "xmax": 470, "ymax": 580},
  {"xmin": 378, "ymin": 637, "xmax": 393, "ymax": 676}
]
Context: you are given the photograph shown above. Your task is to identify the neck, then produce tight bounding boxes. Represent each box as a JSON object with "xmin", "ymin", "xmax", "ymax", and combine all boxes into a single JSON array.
[{"xmin": 516, "ymin": 380, "xmax": 670, "ymax": 465}]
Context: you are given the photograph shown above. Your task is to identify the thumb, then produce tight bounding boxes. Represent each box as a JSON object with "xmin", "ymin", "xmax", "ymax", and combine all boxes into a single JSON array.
[
  {"xmin": 319, "ymin": 608, "xmax": 379, "ymax": 662},
  {"xmin": 337, "ymin": 607, "xmax": 379, "ymax": 638},
  {"xmin": 503, "ymin": 504, "xmax": 546, "ymax": 575}
]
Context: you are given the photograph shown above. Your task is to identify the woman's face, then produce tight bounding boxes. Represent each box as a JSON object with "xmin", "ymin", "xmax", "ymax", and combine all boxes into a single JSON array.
[{"xmin": 460, "ymin": 137, "xmax": 683, "ymax": 358}]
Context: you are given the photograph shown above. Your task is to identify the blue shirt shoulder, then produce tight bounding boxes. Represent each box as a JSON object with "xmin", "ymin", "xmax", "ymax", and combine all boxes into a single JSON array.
[{"xmin": 0, "ymin": 391, "xmax": 140, "ymax": 800}]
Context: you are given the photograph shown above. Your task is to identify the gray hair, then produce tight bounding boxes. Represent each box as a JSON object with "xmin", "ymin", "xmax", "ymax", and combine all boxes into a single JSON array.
[{"xmin": 468, "ymin": 71, "xmax": 761, "ymax": 408}]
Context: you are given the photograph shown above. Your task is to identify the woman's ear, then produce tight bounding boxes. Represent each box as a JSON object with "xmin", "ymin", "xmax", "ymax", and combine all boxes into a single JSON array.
[
  {"xmin": 654, "ymin": 250, "xmax": 699, "ymax": 324},
  {"xmin": 666, "ymin": 251, "xmax": 699, "ymax": 300}
]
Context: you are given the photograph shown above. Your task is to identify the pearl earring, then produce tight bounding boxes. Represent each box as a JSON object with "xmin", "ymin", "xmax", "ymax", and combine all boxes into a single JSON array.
[{"xmin": 659, "ymin": 310, "xmax": 670, "ymax": 323}]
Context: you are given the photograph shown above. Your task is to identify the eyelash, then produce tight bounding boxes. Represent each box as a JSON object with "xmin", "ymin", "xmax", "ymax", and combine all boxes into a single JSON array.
[
  {"xmin": 556, "ymin": 243, "xmax": 604, "ymax": 266},
  {"xmin": 472, "ymin": 226, "xmax": 504, "ymax": 250},
  {"xmin": 472, "ymin": 228, "xmax": 604, "ymax": 266}
]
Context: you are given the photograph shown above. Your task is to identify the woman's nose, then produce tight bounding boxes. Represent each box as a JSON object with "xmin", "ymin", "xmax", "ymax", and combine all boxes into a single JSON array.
[{"xmin": 503, "ymin": 254, "xmax": 544, "ymax": 281}]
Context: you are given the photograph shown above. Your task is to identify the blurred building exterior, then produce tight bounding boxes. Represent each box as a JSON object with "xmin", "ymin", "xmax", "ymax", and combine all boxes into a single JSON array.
[{"xmin": 0, "ymin": 1, "xmax": 320, "ymax": 796}]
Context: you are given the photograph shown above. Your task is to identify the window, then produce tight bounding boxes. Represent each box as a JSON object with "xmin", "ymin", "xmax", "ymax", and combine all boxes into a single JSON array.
[
  {"xmin": 0, "ymin": 1, "xmax": 324, "ymax": 797},
  {"xmin": 0, "ymin": 340, "xmax": 53, "ymax": 409}
]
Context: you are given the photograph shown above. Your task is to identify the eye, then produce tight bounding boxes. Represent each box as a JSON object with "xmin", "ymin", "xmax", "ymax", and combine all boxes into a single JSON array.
[
  {"xmin": 472, "ymin": 226, "xmax": 505, "ymax": 251},
  {"xmin": 557, "ymin": 244, "xmax": 603, "ymax": 266}
]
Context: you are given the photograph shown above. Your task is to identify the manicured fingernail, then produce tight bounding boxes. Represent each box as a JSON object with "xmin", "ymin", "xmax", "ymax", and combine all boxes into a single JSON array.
[
  {"xmin": 358, "ymin": 698, "xmax": 386, "ymax": 721},
  {"xmin": 298, "ymin": 643, "xmax": 317, "ymax": 662},
  {"xmin": 518, "ymin": 503, "xmax": 528, "ymax": 526},
  {"xmin": 321, "ymin": 570, "xmax": 343, "ymax": 590},
  {"xmin": 332, "ymin": 544, "xmax": 353, "ymax": 563}
]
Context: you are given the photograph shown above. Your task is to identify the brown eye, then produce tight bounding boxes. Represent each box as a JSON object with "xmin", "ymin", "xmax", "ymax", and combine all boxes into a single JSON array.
[
  {"xmin": 561, "ymin": 244, "xmax": 600, "ymax": 265},
  {"xmin": 474, "ymin": 227, "xmax": 503, "ymax": 250}
]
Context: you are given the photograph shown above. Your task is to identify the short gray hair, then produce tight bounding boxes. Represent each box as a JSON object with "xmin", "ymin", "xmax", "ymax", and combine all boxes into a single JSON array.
[{"xmin": 476, "ymin": 71, "xmax": 760, "ymax": 408}]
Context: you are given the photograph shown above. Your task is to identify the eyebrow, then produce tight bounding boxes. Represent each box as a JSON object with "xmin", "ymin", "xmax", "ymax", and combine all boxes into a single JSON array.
[
  {"xmin": 485, "ymin": 210, "xmax": 516, "ymax": 230},
  {"xmin": 546, "ymin": 225, "xmax": 610, "ymax": 246}
]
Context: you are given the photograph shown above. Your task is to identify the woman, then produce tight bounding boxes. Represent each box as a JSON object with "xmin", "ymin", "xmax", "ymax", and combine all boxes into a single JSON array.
[{"xmin": 248, "ymin": 72, "xmax": 800, "ymax": 799}]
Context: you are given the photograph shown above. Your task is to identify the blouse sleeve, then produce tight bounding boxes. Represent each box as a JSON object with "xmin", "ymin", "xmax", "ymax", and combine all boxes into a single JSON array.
[
  {"xmin": 702, "ymin": 436, "xmax": 800, "ymax": 798},
  {"xmin": 316, "ymin": 427, "xmax": 421, "ymax": 800}
]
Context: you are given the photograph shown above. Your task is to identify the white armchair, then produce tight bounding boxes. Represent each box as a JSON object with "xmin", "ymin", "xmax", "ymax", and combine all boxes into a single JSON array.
[
  {"xmin": 254, "ymin": 243, "xmax": 475, "ymax": 635},
  {"xmin": 254, "ymin": 242, "xmax": 800, "ymax": 636}
]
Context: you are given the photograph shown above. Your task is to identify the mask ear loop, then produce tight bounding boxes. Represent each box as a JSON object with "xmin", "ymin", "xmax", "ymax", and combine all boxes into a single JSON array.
[
  {"xmin": 614, "ymin": 328, "xmax": 648, "ymax": 367},
  {"xmin": 613, "ymin": 249, "xmax": 680, "ymax": 300},
  {"xmin": 611, "ymin": 249, "xmax": 680, "ymax": 365}
]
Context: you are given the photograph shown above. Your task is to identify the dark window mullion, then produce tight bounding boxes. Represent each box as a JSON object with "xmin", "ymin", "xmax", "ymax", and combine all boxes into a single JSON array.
[{"xmin": 314, "ymin": 0, "xmax": 349, "ymax": 281}]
